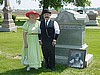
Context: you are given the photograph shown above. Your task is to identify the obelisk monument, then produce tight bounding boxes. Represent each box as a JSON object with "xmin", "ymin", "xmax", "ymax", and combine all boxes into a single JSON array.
[{"xmin": 0, "ymin": 0, "xmax": 17, "ymax": 32}]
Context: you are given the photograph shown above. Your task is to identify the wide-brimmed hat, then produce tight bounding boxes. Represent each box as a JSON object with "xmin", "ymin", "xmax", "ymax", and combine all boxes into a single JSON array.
[
  {"xmin": 43, "ymin": 9, "xmax": 51, "ymax": 14},
  {"xmin": 26, "ymin": 11, "xmax": 40, "ymax": 18}
]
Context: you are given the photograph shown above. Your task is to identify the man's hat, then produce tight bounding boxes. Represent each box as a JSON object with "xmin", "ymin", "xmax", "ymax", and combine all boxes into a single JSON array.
[
  {"xmin": 26, "ymin": 11, "xmax": 40, "ymax": 18},
  {"xmin": 43, "ymin": 9, "xmax": 51, "ymax": 14}
]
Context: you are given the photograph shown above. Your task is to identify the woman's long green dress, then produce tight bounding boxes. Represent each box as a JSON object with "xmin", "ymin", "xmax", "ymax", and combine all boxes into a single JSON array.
[{"xmin": 22, "ymin": 20, "xmax": 42, "ymax": 68}]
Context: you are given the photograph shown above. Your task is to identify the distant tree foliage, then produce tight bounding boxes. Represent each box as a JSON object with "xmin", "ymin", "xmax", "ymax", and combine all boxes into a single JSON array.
[
  {"xmin": 0, "ymin": 0, "xmax": 91, "ymax": 21},
  {"xmin": 16, "ymin": 0, "xmax": 21, "ymax": 5},
  {"xmin": 73, "ymin": 0, "xmax": 91, "ymax": 7},
  {"xmin": 37, "ymin": 0, "xmax": 91, "ymax": 10},
  {"xmin": 0, "ymin": 0, "xmax": 3, "ymax": 5},
  {"xmin": 0, "ymin": 0, "xmax": 91, "ymax": 10},
  {"xmin": 32, "ymin": 0, "xmax": 91, "ymax": 21}
]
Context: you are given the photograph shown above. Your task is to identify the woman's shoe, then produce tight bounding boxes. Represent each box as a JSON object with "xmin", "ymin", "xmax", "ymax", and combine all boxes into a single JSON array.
[{"xmin": 27, "ymin": 67, "xmax": 30, "ymax": 71}]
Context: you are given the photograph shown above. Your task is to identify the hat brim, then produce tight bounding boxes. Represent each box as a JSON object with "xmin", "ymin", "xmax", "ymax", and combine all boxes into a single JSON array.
[{"xmin": 26, "ymin": 11, "xmax": 40, "ymax": 18}]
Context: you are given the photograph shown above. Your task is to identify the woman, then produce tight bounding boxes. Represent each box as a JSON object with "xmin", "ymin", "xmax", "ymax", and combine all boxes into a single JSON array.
[{"xmin": 22, "ymin": 11, "xmax": 42, "ymax": 71}]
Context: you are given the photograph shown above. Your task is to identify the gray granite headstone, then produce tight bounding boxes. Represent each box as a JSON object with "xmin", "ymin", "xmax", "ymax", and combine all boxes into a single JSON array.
[
  {"xmin": 86, "ymin": 10, "xmax": 99, "ymax": 26},
  {"xmin": 0, "ymin": 0, "xmax": 17, "ymax": 32},
  {"xmin": 55, "ymin": 10, "xmax": 93, "ymax": 67},
  {"xmin": 50, "ymin": 14, "xmax": 57, "ymax": 20}
]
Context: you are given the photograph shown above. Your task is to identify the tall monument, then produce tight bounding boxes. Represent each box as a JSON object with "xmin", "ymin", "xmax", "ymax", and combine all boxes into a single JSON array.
[{"xmin": 0, "ymin": 0, "xmax": 17, "ymax": 32}]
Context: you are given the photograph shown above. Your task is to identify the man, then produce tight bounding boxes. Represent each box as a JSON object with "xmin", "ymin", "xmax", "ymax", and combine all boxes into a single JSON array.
[{"xmin": 38, "ymin": 9, "xmax": 60, "ymax": 71}]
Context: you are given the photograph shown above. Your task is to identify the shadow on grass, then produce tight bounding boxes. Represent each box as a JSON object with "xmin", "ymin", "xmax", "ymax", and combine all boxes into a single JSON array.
[{"xmin": 0, "ymin": 64, "xmax": 68, "ymax": 75}]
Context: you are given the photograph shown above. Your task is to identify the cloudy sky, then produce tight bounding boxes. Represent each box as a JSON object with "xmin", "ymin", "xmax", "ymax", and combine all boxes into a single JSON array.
[{"xmin": 0, "ymin": 0, "xmax": 100, "ymax": 10}]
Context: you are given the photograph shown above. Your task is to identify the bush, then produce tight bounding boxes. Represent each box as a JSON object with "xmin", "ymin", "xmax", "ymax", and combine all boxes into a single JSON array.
[
  {"xmin": 18, "ymin": 19, "xmax": 20, "ymax": 22},
  {"xmin": 0, "ymin": 0, "xmax": 3, "ymax": 5},
  {"xmin": 12, "ymin": 14, "xmax": 16, "ymax": 21},
  {"xmin": 0, "ymin": 14, "xmax": 2, "ymax": 19}
]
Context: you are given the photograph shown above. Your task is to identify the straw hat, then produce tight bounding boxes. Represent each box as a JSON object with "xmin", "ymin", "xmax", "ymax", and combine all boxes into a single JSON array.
[{"xmin": 26, "ymin": 11, "xmax": 40, "ymax": 18}]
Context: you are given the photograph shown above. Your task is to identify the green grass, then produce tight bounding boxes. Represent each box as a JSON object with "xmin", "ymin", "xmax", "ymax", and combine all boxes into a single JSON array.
[
  {"xmin": 0, "ymin": 28, "xmax": 23, "ymax": 55},
  {"xmin": 0, "ymin": 28, "xmax": 100, "ymax": 75},
  {"xmin": 86, "ymin": 29, "xmax": 100, "ymax": 60}
]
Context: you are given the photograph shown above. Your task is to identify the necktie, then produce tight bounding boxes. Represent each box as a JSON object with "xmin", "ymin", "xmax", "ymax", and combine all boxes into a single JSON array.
[
  {"xmin": 45, "ymin": 20, "xmax": 50, "ymax": 37},
  {"xmin": 45, "ymin": 20, "xmax": 48, "ymax": 27}
]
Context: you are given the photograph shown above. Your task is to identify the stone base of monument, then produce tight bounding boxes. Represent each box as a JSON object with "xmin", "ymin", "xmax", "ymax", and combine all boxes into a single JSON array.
[
  {"xmin": 0, "ymin": 26, "xmax": 17, "ymax": 32},
  {"xmin": 55, "ymin": 54, "xmax": 93, "ymax": 68},
  {"xmin": 55, "ymin": 55, "xmax": 68, "ymax": 64},
  {"xmin": 55, "ymin": 44, "xmax": 93, "ymax": 68},
  {"xmin": 85, "ymin": 54, "xmax": 93, "ymax": 67},
  {"xmin": 86, "ymin": 20, "xmax": 99, "ymax": 26}
]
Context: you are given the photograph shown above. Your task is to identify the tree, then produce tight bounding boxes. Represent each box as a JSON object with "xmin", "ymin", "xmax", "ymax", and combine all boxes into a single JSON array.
[
  {"xmin": 0, "ymin": 0, "xmax": 91, "ymax": 10},
  {"xmin": 33, "ymin": 0, "xmax": 91, "ymax": 20},
  {"xmin": 38, "ymin": 0, "xmax": 91, "ymax": 10},
  {"xmin": 0, "ymin": 0, "xmax": 3, "ymax": 5},
  {"xmin": 0, "ymin": 0, "xmax": 91, "ymax": 20},
  {"xmin": 73, "ymin": 0, "xmax": 91, "ymax": 7}
]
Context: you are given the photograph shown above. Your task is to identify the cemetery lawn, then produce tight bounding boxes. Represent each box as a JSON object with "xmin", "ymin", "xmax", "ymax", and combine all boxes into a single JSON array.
[{"xmin": 0, "ymin": 28, "xmax": 100, "ymax": 75}]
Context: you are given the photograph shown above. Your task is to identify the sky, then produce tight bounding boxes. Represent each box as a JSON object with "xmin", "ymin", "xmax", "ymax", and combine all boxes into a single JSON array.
[{"xmin": 0, "ymin": 0, "xmax": 100, "ymax": 10}]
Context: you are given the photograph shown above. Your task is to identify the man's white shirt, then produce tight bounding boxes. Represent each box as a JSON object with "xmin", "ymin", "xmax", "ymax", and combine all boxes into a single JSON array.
[{"xmin": 44, "ymin": 19, "xmax": 60, "ymax": 34}]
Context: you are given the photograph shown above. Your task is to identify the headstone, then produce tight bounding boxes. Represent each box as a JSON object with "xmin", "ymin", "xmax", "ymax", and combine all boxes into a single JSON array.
[
  {"xmin": 77, "ymin": 10, "xmax": 84, "ymax": 14},
  {"xmin": 50, "ymin": 14, "xmax": 57, "ymax": 20},
  {"xmin": 55, "ymin": 10, "xmax": 93, "ymax": 67},
  {"xmin": 86, "ymin": 10, "xmax": 99, "ymax": 26},
  {"xmin": 0, "ymin": 0, "xmax": 17, "ymax": 32}
]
